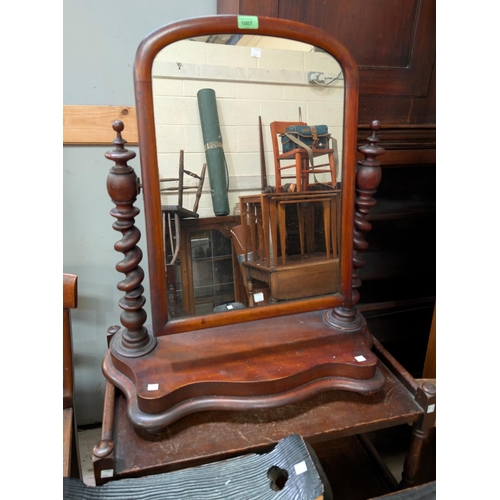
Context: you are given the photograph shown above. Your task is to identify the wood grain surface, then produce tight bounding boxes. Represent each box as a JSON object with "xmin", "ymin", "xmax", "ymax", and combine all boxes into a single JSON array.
[
  {"xmin": 63, "ymin": 105, "xmax": 138, "ymax": 144},
  {"xmin": 71, "ymin": 434, "xmax": 329, "ymax": 499}
]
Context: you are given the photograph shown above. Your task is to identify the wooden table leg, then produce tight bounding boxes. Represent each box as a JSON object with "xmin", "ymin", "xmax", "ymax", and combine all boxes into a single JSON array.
[
  {"xmin": 400, "ymin": 382, "xmax": 436, "ymax": 489},
  {"xmin": 255, "ymin": 203, "xmax": 264, "ymax": 260},
  {"xmin": 297, "ymin": 203, "xmax": 305, "ymax": 255},
  {"xmin": 322, "ymin": 200, "xmax": 331, "ymax": 259},
  {"xmin": 261, "ymin": 194, "xmax": 271, "ymax": 266},
  {"xmin": 331, "ymin": 195, "xmax": 337, "ymax": 259},
  {"xmin": 270, "ymin": 200, "xmax": 278, "ymax": 267},
  {"xmin": 239, "ymin": 198, "xmax": 249, "ymax": 262},
  {"xmin": 278, "ymin": 202, "xmax": 287, "ymax": 265},
  {"xmin": 93, "ymin": 381, "xmax": 117, "ymax": 485}
]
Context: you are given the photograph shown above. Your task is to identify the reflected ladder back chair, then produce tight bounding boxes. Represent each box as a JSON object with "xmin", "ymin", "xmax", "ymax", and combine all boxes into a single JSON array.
[
  {"xmin": 159, "ymin": 149, "xmax": 207, "ymax": 265},
  {"xmin": 270, "ymin": 121, "xmax": 337, "ymax": 193}
]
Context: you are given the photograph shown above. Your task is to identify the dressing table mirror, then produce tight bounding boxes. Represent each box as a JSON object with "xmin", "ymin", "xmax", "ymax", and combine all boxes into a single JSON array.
[{"xmin": 102, "ymin": 15, "xmax": 387, "ymax": 435}]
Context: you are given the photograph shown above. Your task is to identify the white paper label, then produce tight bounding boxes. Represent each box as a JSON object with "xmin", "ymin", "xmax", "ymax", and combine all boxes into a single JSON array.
[
  {"xmin": 254, "ymin": 292, "xmax": 264, "ymax": 302},
  {"xmin": 427, "ymin": 404, "xmax": 436, "ymax": 413},
  {"xmin": 294, "ymin": 461, "xmax": 307, "ymax": 475},
  {"xmin": 147, "ymin": 383, "xmax": 159, "ymax": 391},
  {"xmin": 251, "ymin": 47, "xmax": 261, "ymax": 58},
  {"xmin": 101, "ymin": 469, "xmax": 114, "ymax": 478},
  {"xmin": 355, "ymin": 355, "xmax": 366, "ymax": 362}
]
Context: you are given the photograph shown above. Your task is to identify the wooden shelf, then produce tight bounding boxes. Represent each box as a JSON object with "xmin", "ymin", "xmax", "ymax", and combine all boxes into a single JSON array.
[
  {"xmin": 358, "ymin": 251, "xmax": 434, "ymax": 281},
  {"xmin": 192, "ymin": 255, "xmax": 232, "ymax": 263},
  {"xmin": 93, "ymin": 340, "xmax": 428, "ymax": 486},
  {"xmin": 313, "ymin": 435, "xmax": 398, "ymax": 499},
  {"xmin": 357, "ymin": 297, "xmax": 436, "ymax": 316},
  {"xmin": 367, "ymin": 197, "xmax": 435, "ymax": 221}
]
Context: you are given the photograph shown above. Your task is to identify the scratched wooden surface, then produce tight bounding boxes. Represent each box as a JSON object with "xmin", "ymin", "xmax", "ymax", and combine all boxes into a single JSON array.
[
  {"xmin": 108, "ymin": 358, "xmax": 421, "ymax": 480},
  {"xmin": 67, "ymin": 434, "xmax": 329, "ymax": 499}
]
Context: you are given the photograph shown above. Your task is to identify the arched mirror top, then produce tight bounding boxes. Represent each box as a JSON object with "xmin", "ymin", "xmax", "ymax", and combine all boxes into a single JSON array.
[
  {"xmin": 133, "ymin": 15, "xmax": 360, "ymax": 335},
  {"xmin": 134, "ymin": 16, "xmax": 359, "ymax": 86}
]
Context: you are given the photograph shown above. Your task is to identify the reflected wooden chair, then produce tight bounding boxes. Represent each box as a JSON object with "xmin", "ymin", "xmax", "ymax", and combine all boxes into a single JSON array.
[
  {"xmin": 160, "ymin": 149, "xmax": 206, "ymax": 265},
  {"xmin": 230, "ymin": 224, "xmax": 270, "ymax": 307},
  {"xmin": 270, "ymin": 121, "xmax": 337, "ymax": 193},
  {"xmin": 63, "ymin": 273, "xmax": 82, "ymax": 479}
]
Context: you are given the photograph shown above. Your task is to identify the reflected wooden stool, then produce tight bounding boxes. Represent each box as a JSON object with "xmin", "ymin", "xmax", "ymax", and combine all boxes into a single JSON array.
[
  {"xmin": 266, "ymin": 191, "xmax": 341, "ymax": 266},
  {"xmin": 240, "ymin": 191, "xmax": 341, "ymax": 268}
]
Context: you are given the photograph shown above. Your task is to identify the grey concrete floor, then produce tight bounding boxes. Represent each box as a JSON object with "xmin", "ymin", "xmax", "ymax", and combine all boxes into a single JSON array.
[{"xmin": 78, "ymin": 426, "xmax": 101, "ymax": 486}]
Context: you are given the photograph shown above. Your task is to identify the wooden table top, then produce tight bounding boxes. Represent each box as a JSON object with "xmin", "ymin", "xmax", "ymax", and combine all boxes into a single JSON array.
[{"xmin": 111, "ymin": 353, "xmax": 422, "ymax": 480}]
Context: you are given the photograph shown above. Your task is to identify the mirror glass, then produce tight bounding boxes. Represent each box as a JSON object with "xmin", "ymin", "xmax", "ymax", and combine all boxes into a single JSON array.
[{"xmin": 151, "ymin": 35, "xmax": 345, "ymax": 319}]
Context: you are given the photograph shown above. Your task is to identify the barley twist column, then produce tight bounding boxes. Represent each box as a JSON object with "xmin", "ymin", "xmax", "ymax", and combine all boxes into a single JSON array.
[
  {"xmin": 352, "ymin": 120, "xmax": 385, "ymax": 305},
  {"xmin": 324, "ymin": 120, "xmax": 384, "ymax": 332},
  {"xmin": 105, "ymin": 120, "xmax": 156, "ymax": 358}
]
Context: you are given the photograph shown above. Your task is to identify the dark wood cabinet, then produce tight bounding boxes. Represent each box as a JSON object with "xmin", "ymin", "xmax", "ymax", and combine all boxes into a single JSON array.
[
  {"xmin": 356, "ymin": 126, "xmax": 436, "ymax": 377},
  {"xmin": 218, "ymin": 0, "xmax": 437, "ymax": 377},
  {"xmin": 217, "ymin": 0, "xmax": 436, "ymax": 124}
]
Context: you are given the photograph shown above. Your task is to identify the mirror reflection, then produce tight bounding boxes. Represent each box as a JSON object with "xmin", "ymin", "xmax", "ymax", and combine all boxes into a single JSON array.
[{"xmin": 152, "ymin": 35, "xmax": 345, "ymax": 319}]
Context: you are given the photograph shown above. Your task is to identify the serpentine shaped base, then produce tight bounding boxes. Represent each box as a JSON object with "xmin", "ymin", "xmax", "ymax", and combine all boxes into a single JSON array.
[{"xmin": 103, "ymin": 308, "xmax": 386, "ymax": 433}]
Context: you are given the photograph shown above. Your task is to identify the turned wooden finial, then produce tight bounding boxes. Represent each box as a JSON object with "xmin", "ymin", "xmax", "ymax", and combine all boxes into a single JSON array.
[
  {"xmin": 324, "ymin": 120, "xmax": 385, "ymax": 332},
  {"xmin": 106, "ymin": 120, "xmax": 156, "ymax": 358}
]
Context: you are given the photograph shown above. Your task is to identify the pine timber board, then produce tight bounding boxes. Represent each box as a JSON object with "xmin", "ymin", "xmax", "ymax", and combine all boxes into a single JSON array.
[
  {"xmin": 63, "ymin": 106, "xmax": 434, "ymax": 152},
  {"xmin": 63, "ymin": 105, "xmax": 138, "ymax": 145}
]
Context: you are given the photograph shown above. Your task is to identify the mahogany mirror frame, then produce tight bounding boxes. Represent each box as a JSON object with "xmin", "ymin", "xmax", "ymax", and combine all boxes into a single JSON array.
[{"xmin": 133, "ymin": 15, "xmax": 359, "ymax": 336}]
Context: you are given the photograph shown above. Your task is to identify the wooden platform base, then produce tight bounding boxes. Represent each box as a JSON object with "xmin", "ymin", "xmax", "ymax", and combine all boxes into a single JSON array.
[
  {"xmin": 93, "ymin": 340, "xmax": 430, "ymax": 486},
  {"xmin": 103, "ymin": 308, "xmax": 385, "ymax": 433}
]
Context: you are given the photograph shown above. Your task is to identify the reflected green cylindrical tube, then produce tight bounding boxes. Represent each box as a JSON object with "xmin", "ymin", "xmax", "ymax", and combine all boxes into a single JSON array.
[{"xmin": 197, "ymin": 88, "xmax": 230, "ymax": 216}]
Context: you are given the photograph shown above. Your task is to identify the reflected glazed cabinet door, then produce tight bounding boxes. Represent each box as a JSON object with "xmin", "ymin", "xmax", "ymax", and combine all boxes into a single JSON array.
[{"xmin": 164, "ymin": 214, "xmax": 245, "ymax": 318}]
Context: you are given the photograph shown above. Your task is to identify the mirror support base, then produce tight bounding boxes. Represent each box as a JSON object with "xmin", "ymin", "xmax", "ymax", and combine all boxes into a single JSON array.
[
  {"xmin": 323, "ymin": 306, "xmax": 366, "ymax": 333},
  {"xmin": 110, "ymin": 327, "xmax": 157, "ymax": 359},
  {"xmin": 102, "ymin": 308, "xmax": 385, "ymax": 433}
]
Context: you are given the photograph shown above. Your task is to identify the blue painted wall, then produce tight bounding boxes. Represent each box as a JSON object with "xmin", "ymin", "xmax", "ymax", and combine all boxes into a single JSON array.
[{"xmin": 63, "ymin": 0, "xmax": 217, "ymax": 425}]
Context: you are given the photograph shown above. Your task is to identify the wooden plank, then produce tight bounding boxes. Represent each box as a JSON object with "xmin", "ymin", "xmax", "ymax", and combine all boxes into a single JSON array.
[
  {"xmin": 356, "ymin": 149, "xmax": 436, "ymax": 166},
  {"xmin": 357, "ymin": 297, "xmax": 436, "ymax": 316},
  {"xmin": 63, "ymin": 105, "xmax": 138, "ymax": 144},
  {"xmin": 63, "ymin": 105, "xmax": 435, "ymax": 153}
]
